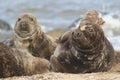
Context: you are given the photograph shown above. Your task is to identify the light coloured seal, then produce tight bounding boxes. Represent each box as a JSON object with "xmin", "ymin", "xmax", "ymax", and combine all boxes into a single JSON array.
[{"xmin": 14, "ymin": 13, "xmax": 56, "ymax": 60}]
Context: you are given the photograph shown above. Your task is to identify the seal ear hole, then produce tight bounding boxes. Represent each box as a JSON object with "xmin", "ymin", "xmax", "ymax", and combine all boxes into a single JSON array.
[
  {"xmin": 18, "ymin": 18, "xmax": 21, "ymax": 21},
  {"xmin": 29, "ymin": 17, "xmax": 34, "ymax": 21}
]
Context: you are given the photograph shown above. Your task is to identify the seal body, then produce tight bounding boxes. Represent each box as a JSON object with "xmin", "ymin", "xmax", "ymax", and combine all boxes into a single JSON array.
[
  {"xmin": 50, "ymin": 10, "xmax": 115, "ymax": 73},
  {"xmin": 14, "ymin": 13, "xmax": 56, "ymax": 60},
  {"xmin": 0, "ymin": 43, "xmax": 50, "ymax": 78}
]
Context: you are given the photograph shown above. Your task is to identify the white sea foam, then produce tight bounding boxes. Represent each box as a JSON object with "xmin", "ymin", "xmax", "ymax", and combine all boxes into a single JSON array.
[
  {"xmin": 69, "ymin": 12, "xmax": 120, "ymax": 37},
  {"xmin": 69, "ymin": 12, "xmax": 120, "ymax": 50},
  {"xmin": 102, "ymin": 13, "xmax": 120, "ymax": 37},
  {"xmin": 108, "ymin": 36, "xmax": 120, "ymax": 50}
]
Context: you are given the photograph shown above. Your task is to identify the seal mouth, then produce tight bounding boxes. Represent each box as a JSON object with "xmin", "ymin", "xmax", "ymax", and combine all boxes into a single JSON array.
[
  {"xmin": 19, "ymin": 22, "xmax": 30, "ymax": 33},
  {"xmin": 15, "ymin": 29, "xmax": 32, "ymax": 38},
  {"xmin": 21, "ymin": 31, "xmax": 29, "ymax": 33},
  {"xmin": 15, "ymin": 23, "xmax": 37, "ymax": 38},
  {"xmin": 15, "ymin": 30, "xmax": 36, "ymax": 38},
  {"xmin": 19, "ymin": 26, "xmax": 30, "ymax": 34},
  {"xmin": 15, "ymin": 21, "xmax": 36, "ymax": 38}
]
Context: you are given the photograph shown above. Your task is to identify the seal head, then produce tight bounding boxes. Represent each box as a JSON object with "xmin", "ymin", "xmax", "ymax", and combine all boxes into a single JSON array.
[{"xmin": 14, "ymin": 13, "xmax": 40, "ymax": 39}]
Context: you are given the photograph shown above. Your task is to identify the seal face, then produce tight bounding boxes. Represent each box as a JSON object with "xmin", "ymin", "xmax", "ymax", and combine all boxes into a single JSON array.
[
  {"xmin": 14, "ymin": 13, "xmax": 56, "ymax": 60},
  {"xmin": 14, "ymin": 13, "xmax": 39, "ymax": 38},
  {"xmin": 50, "ymin": 10, "xmax": 115, "ymax": 73},
  {"xmin": 0, "ymin": 43, "xmax": 50, "ymax": 78}
]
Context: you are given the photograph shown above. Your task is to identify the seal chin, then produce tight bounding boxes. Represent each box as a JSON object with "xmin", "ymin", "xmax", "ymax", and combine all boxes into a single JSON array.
[{"xmin": 15, "ymin": 30, "xmax": 36, "ymax": 39}]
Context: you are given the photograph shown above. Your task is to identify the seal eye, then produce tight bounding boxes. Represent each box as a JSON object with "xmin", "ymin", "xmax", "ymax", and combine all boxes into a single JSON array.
[
  {"xmin": 29, "ymin": 17, "xmax": 33, "ymax": 21},
  {"xmin": 87, "ymin": 28, "xmax": 94, "ymax": 33},
  {"xmin": 18, "ymin": 18, "xmax": 21, "ymax": 21}
]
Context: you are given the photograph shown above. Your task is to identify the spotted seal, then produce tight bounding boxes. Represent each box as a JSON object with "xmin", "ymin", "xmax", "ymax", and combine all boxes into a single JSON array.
[{"xmin": 50, "ymin": 10, "xmax": 115, "ymax": 73}]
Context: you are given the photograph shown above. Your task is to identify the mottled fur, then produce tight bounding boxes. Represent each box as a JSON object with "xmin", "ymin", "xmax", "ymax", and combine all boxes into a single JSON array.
[
  {"xmin": 14, "ymin": 13, "xmax": 56, "ymax": 60},
  {"xmin": 80, "ymin": 10, "xmax": 105, "ymax": 26},
  {"xmin": 0, "ymin": 43, "xmax": 50, "ymax": 78},
  {"xmin": 50, "ymin": 10, "xmax": 115, "ymax": 73}
]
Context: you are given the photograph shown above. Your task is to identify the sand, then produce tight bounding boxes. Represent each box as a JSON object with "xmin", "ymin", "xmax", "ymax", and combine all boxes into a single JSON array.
[{"xmin": 0, "ymin": 72, "xmax": 120, "ymax": 80}]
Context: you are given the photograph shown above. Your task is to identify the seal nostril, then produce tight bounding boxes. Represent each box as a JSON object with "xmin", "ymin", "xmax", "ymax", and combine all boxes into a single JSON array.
[
  {"xmin": 72, "ymin": 30, "xmax": 82, "ymax": 38},
  {"xmin": 77, "ymin": 33, "xmax": 80, "ymax": 37},
  {"xmin": 20, "ymin": 21, "xmax": 26, "ymax": 26},
  {"xmin": 20, "ymin": 21, "xmax": 27, "ymax": 30},
  {"xmin": 72, "ymin": 32, "xmax": 81, "ymax": 38}
]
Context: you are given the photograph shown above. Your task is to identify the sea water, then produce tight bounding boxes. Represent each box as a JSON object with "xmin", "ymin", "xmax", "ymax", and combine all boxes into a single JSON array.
[{"xmin": 0, "ymin": 0, "xmax": 120, "ymax": 50}]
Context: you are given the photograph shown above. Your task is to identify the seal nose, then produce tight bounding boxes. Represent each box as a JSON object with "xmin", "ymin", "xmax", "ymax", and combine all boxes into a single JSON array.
[
  {"xmin": 20, "ymin": 21, "xmax": 27, "ymax": 29},
  {"xmin": 20, "ymin": 21, "xmax": 26, "ymax": 26},
  {"xmin": 72, "ymin": 31, "xmax": 82, "ymax": 38}
]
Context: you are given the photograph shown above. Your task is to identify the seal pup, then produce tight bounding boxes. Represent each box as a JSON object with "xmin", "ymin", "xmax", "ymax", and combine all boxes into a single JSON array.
[
  {"xmin": 0, "ymin": 43, "xmax": 50, "ymax": 78},
  {"xmin": 14, "ymin": 13, "xmax": 56, "ymax": 60},
  {"xmin": 50, "ymin": 10, "xmax": 115, "ymax": 73}
]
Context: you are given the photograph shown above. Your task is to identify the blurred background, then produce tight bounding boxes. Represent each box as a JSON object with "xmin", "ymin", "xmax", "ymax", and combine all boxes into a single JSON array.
[{"xmin": 0, "ymin": 0, "xmax": 120, "ymax": 50}]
